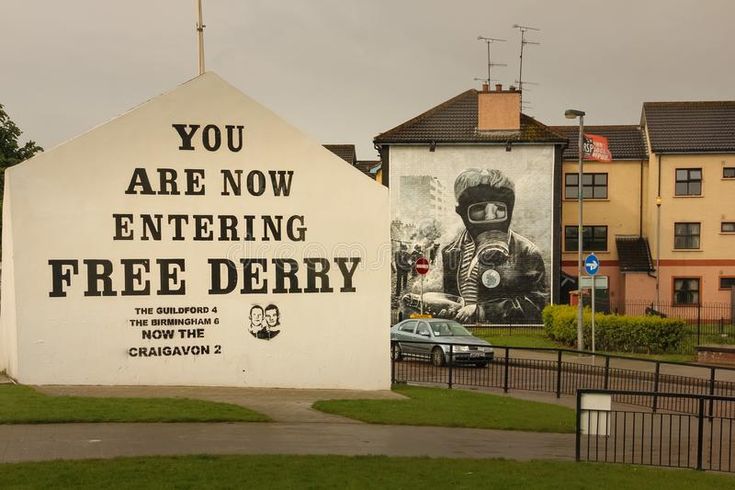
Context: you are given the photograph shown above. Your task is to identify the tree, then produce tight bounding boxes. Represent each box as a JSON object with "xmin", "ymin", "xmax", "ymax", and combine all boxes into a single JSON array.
[
  {"xmin": 1, "ymin": 103, "xmax": 43, "ymax": 188},
  {"xmin": 0, "ymin": 103, "xmax": 43, "ymax": 237}
]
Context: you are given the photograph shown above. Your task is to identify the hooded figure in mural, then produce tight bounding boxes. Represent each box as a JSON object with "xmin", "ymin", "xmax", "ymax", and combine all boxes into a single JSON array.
[{"xmin": 442, "ymin": 168, "xmax": 547, "ymax": 323}]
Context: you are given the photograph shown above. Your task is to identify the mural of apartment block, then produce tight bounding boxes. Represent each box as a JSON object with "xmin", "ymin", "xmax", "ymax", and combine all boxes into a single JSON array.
[{"xmin": 398, "ymin": 175, "xmax": 447, "ymax": 222}]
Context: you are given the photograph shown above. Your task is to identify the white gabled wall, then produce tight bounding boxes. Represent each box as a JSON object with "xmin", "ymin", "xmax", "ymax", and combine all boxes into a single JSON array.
[{"xmin": 0, "ymin": 72, "xmax": 390, "ymax": 389}]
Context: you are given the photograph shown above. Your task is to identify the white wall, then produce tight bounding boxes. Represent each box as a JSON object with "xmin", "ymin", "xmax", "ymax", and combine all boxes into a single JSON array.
[{"xmin": 0, "ymin": 73, "xmax": 390, "ymax": 389}]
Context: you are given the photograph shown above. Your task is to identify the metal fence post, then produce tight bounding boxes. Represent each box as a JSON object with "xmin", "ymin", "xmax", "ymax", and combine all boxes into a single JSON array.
[
  {"xmin": 556, "ymin": 350, "xmax": 562, "ymax": 398},
  {"xmin": 709, "ymin": 368, "xmax": 716, "ymax": 418},
  {"xmin": 447, "ymin": 345, "xmax": 454, "ymax": 389},
  {"xmin": 503, "ymin": 347, "xmax": 510, "ymax": 393},
  {"xmin": 696, "ymin": 397, "xmax": 705, "ymax": 471},
  {"xmin": 652, "ymin": 362, "xmax": 660, "ymax": 412},
  {"xmin": 575, "ymin": 391, "xmax": 582, "ymax": 461},
  {"xmin": 390, "ymin": 341, "xmax": 395, "ymax": 384},
  {"xmin": 697, "ymin": 304, "xmax": 702, "ymax": 346},
  {"xmin": 604, "ymin": 356, "xmax": 610, "ymax": 390}
]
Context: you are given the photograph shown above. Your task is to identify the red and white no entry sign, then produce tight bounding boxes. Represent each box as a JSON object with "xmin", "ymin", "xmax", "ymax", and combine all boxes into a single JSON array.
[{"xmin": 415, "ymin": 256, "xmax": 430, "ymax": 275}]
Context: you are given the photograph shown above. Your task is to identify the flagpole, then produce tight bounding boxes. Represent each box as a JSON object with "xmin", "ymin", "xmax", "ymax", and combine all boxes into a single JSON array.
[{"xmin": 196, "ymin": 0, "xmax": 206, "ymax": 75}]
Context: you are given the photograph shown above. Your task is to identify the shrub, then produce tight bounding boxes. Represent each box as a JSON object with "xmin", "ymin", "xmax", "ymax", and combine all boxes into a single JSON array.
[{"xmin": 542, "ymin": 305, "xmax": 686, "ymax": 354}]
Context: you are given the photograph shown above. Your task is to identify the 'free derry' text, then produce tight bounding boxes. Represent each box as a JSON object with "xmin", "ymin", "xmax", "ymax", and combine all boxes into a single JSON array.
[{"xmin": 47, "ymin": 123, "xmax": 361, "ymax": 298}]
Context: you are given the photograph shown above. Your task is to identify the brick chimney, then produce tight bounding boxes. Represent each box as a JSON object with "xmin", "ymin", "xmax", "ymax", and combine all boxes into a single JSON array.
[{"xmin": 477, "ymin": 83, "xmax": 521, "ymax": 131}]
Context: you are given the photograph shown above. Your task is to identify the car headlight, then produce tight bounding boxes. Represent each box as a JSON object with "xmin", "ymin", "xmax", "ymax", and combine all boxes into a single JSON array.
[{"xmin": 454, "ymin": 345, "xmax": 469, "ymax": 352}]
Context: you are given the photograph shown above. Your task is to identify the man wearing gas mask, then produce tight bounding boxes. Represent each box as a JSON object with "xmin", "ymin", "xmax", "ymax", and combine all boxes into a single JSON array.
[{"xmin": 442, "ymin": 168, "xmax": 547, "ymax": 324}]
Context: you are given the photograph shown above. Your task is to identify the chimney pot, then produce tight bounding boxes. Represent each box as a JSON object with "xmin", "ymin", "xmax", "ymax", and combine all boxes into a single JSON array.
[
  {"xmin": 495, "ymin": 83, "xmax": 503, "ymax": 92},
  {"xmin": 482, "ymin": 83, "xmax": 489, "ymax": 92}
]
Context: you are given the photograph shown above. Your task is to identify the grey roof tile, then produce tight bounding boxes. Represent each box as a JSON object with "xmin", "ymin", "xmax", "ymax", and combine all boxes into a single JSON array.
[
  {"xmin": 374, "ymin": 90, "xmax": 566, "ymax": 144},
  {"xmin": 643, "ymin": 101, "xmax": 735, "ymax": 153},
  {"xmin": 323, "ymin": 144, "xmax": 356, "ymax": 164},
  {"xmin": 616, "ymin": 236, "xmax": 654, "ymax": 272}
]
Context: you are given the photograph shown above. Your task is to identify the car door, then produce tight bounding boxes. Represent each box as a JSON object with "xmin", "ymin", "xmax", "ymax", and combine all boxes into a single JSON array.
[
  {"xmin": 415, "ymin": 321, "xmax": 432, "ymax": 356},
  {"xmin": 396, "ymin": 321, "xmax": 418, "ymax": 354}
]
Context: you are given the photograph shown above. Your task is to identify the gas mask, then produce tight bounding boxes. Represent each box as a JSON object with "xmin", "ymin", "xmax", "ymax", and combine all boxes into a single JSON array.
[
  {"xmin": 454, "ymin": 169, "xmax": 516, "ymax": 289},
  {"xmin": 467, "ymin": 201, "xmax": 510, "ymax": 265}
]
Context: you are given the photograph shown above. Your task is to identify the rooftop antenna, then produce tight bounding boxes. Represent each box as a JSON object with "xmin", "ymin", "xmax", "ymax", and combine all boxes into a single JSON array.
[
  {"xmin": 476, "ymin": 36, "xmax": 507, "ymax": 86},
  {"xmin": 196, "ymin": 0, "xmax": 206, "ymax": 75},
  {"xmin": 516, "ymin": 80, "xmax": 539, "ymax": 113},
  {"xmin": 512, "ymin": 24, "xmax": 540, "ymax": 107}
]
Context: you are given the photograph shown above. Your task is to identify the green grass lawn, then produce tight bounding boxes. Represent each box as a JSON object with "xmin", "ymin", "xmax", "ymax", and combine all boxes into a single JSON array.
[
  {"xmin": 313, "ymin": 385, "xmax": 575, "ymax": 433},
  {"xmin": 0, "ymin": 385, "xmax": 270, "ymax": 424},
  {"xmin": 0, "ymin": 455, "xmax": 732, "ymax": 489},
  {"xmin": 477, "ymin": 332, "xmax": 560, "ymax": 349}
]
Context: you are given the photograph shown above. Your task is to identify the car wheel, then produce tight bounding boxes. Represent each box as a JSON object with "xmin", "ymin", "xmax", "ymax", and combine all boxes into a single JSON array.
[
  {"xmin": 391, "ymin": 343, "xmax": 403, "ymax": 361},
  {"xmin": 431, "ymin": 347, "xmax": 446, "ymax": 367}
]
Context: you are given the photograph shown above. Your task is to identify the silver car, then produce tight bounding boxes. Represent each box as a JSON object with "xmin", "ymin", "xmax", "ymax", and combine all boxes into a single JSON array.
[{"xmin": 390, "ymin": 319, "xmax": 494, "ymax": 367}]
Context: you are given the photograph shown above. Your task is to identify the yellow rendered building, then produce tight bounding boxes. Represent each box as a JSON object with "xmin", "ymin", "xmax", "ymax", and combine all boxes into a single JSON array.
[{"xmin": 556, "ymin": 101, "xmax": 735, "ymax": 316}]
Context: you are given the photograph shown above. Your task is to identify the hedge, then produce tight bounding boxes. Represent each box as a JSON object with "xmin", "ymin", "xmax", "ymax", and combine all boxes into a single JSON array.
[{"xmin": 542, "ymin": 304, "xmax": 686, "ymax": 354}]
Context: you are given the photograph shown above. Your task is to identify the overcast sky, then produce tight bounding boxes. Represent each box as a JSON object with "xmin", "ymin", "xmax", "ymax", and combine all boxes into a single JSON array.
[{"xmin": 2, "ymin": 0, "xmax": 733, "ymax": 158}]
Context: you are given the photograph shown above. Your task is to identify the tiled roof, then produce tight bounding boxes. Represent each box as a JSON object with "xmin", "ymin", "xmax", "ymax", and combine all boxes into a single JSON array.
[
  {"xmin": 643, "ymin": 101, "xmax": 735, "ymax": 153},
  {"xmin": 323, "ymin": 144, "xmax": 356, "ymax": 164},
  {"xmin": 374, "ymin": 90, "xmax": 566, "ymax": 144},
  {"xmin": 355, "ymin": 160, "xmax": 381, "ymax": 177},
  {"xmin": 550, "ymin": 125, "xmax": 647, "ymax": 160},
  {"xmin": 616, "ymin": 236, "xmax": 654, "ymax": 272}
]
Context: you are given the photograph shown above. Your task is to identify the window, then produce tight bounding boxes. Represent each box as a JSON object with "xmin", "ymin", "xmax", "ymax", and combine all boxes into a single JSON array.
[
  {"xmin": 674, "ymin": 278, "xmax": 700, "ymax": 305},
  {"xmin": 722, "ymin": 222, "xmax": 735, "ymax": 233},
  {"xmin": 674, "ymin": 222, "xmax": 700, "ymax": 249},
  {"xmin": 565, "ymin": 226, "xmax": 608, "ymax": 251},
  {"xmin": 399, "ymin": 321, "xmax": 416, "ymax": 333},
  {"xmin": 720, "ymin": 277, "xmax": 735, "ymax": 290},
  {"xmin": 565, "ymin": 173, "xmax": 608, "ymax": 199},
  {"xmin": 724, "ymin": 167, "xmax": 735, "ymax": 179},
  {"xmin": 416, "ymin": 322, "xmax": 431, "ymax": 337},
  {"xmin": 675, "ymin": 168, "xmax": 702, "ymax": 196}
]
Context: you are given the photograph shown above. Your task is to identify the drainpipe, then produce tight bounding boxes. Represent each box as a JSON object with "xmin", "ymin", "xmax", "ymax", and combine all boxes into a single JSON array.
[
  {"xmin": 655, "ymin": 154, "xmax": 662, "ymax": 308},
  {"xmin": 639, "ymin": 158, "xmax": 644, "ymax": 237}
]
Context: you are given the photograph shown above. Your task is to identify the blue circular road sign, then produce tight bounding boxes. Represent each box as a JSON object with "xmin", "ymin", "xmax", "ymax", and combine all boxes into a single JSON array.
[{"xmin": 584, "ymin": 253, "xmax": 600, "ymax": 275}]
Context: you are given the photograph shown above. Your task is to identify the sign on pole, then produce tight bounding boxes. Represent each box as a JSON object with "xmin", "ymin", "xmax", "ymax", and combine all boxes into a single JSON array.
[
  {"xmin": 415, "ymin": 257, "xmax": 430, "ymax": 275},
  {"xmin": 584, "ymin": 253, "xmax": 600, "ymax": 276},
  {"xmin": 584, "ymin": 253, "xmax": 600, "ymax": 355},
  {"xmin": 415, "ymin": 257, "xmax": 429, "ymax": 314},
  {"xmin": 580, "ymin": 275, "xmax": 608, "ymax": 289}
]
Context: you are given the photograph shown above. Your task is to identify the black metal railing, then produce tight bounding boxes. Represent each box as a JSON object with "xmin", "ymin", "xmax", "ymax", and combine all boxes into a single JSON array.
[
  {"xmin": 576, "ymin": 389, "xmax": 735, "ymax": 472},
  {"xmin": 391, "ymin": 341, "xmax": 735, "ymax": 415},
  {"xmin": 618, "ymin": 301, "xmax": 735, "ymax": 351}
]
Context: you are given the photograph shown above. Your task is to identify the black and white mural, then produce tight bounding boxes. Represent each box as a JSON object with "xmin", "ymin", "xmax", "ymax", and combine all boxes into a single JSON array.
[
  {"xmin": 391, "ymin": 147, "xmax": 553, "ymax": 325},
  {"xmin": 248, "ymin": 304, "xmax": 281, "ymax": 340}
]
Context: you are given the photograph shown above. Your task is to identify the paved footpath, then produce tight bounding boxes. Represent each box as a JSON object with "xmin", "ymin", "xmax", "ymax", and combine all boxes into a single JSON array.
[
  {"xmin": 0, "ymin": 384, "xmax": 574, "ymax": 463},
  {"xmin": 0, "ymin": 422, "xmax": 574, "ymax": 463}
]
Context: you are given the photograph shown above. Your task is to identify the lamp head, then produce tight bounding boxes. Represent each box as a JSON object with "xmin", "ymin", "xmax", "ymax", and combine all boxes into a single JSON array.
[{"xmin": 565, "ymin": 109, "xmax": 585, "ymax": 119}]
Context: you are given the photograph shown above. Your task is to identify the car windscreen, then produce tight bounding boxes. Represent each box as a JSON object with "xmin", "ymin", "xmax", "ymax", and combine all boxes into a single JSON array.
[{"xmin": 430, "ymin": 322, "xmax": 472, "ymax": 337}]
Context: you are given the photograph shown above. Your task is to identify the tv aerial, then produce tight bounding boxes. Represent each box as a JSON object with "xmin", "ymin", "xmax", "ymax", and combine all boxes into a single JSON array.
[
  {"xmin": 476, "ymin": 36, "xmax": 507, "ymax": 86},
  {"xmin": 512, "ymin": 24, "xmax": 540, "ymax": 107}
]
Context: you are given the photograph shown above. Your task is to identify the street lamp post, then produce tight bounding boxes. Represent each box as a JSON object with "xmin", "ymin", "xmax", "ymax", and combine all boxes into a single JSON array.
[{"xmin": 565, "ymin": 109, "xmax": 586, "ymax": 352}]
